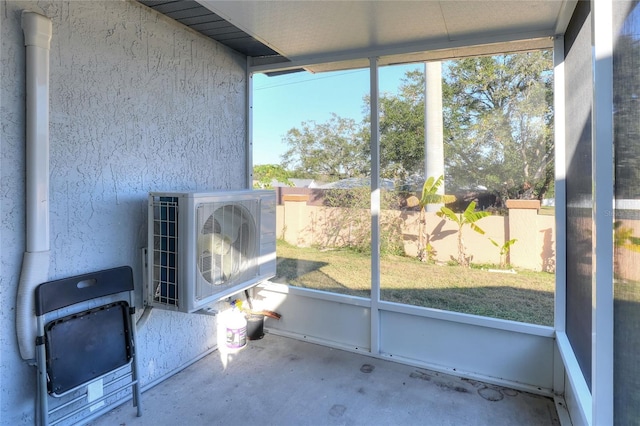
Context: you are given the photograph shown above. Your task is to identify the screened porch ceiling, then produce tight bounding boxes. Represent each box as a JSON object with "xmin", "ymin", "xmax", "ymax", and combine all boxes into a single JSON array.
[{"xmin": 142, "ymin": 0, "xmax": 578, "ymax": 73}]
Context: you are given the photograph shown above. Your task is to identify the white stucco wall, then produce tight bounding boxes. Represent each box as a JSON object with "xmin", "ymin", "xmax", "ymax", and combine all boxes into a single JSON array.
[{"xmin": 1, "ymin": 1, "xmax": 247, "ymax": 423}]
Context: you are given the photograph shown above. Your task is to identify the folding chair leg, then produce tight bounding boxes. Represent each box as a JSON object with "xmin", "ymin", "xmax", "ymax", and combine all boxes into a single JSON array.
[
  {"xmin": 36, "ymin": 337, "xmax": 49, "ymax": 426},
  {"xmin": 130, "ymin": 315, "xmax": 143, "ymax": 417}
]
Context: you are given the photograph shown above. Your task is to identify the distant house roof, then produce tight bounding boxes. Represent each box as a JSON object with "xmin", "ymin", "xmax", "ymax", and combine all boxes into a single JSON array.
[
  {"xmin": 317, "ymin": 177, "xmax": 394, "ymax": 190},
  {"xmin": 271, "ymin": 178, "xmax": 316, "ymax": 188},
  {"xmin": 292, "ymin": 178, "xmax": 316, "ymax": 188}
]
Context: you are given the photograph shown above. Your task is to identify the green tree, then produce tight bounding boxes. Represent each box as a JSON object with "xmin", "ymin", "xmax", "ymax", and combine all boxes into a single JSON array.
[
  {"xmin": 281, "ymin": 113, "xmax": 369, "ymax": 181},
  {"xmin": 443, "ymin": 52, "xmax": 554, "ymax": 200},
  {"xmin": 372, "ymin": 52, "xmax": 553, "ymax": 202},
  {"xmin": 378, "ymin": 69, "xmax": 426, "ymax": 180},
  {"xmin": 253, "ymin": 164, "xmax": 292, "ymax": 189},
  {"xmin": 279, "ymin": 52, "xmax": 553, "ymax": 202}
]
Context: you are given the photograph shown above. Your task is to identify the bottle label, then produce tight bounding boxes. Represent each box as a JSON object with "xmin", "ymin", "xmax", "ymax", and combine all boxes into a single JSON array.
[{"xmin": 226, "ymin": 326, "xmax": 246, "ymax": 348}]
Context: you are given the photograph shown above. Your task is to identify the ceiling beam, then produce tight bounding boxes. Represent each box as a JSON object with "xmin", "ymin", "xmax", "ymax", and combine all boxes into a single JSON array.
[{"xmin": 249, "ymin": 31, "xmax": 555, "ymax": 74}]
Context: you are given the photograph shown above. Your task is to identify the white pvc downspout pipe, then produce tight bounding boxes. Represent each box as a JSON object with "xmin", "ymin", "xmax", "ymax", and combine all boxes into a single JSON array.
[{"xmin": 16, "ymin": 11, "xmax": 52, "ymax": 362}]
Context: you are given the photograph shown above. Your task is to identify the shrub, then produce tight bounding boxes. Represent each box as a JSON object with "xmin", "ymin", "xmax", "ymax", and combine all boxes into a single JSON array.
[{"xmin": 322, "ymin": 187, "xmax": 405, "ymax": 256}]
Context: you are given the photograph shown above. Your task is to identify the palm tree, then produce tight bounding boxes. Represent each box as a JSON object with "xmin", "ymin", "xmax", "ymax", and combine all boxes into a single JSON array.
[
  {"xmin": 417, "ymin": 175, "xmax": 455, "ymax": 261},
  {"xmin": 437, "ymin": 201, "xmax": 490, "ymax": 266}
]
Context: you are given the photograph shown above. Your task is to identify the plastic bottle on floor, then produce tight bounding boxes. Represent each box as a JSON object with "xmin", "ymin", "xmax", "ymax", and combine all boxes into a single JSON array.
[{"xmin": 225, "ymin": 308, "xmax": 247, "ymax": 349}]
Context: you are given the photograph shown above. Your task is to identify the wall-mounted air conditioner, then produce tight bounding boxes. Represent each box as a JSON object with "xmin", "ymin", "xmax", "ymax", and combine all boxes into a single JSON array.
[{"xmin": 146, "ymin": 190, "xmax": 276, "ymax": 313}]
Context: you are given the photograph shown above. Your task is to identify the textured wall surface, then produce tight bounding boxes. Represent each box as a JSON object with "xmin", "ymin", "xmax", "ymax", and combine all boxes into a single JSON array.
[{"xmin": 1, "ymin": 1, "xmax": 246, "ymax": 423}]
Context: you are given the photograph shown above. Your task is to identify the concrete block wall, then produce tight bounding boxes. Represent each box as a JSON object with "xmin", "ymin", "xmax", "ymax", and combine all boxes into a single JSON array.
[
  {"xmin": 1, "ymin": 1, "xmax": 247, "ymax": 423},
  {"xmin": 276, "ymin": 200, "xmax": 556, "ymax": 271}
]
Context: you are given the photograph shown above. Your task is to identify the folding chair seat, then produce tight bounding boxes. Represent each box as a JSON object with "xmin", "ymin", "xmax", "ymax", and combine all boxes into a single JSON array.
[{"xmin": 34, "ymin": 266, "xmax": 142, "ymax": 426}]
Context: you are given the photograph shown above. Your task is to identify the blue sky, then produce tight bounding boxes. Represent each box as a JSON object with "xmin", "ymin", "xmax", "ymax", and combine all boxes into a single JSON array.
[{"xmin": 252, "ymin": 64, "xmax": 421, "ymax": 165}]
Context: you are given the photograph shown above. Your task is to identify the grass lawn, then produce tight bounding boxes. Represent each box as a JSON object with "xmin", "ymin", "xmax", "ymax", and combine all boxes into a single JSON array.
[{"xmin": 274, "ymin": 241, "xmax": 555, "ymax": 326}]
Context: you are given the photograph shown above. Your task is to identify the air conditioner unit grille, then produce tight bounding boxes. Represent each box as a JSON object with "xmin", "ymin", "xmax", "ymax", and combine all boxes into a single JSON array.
[
  {"xmin": 151, "ymin": 196, "xmax": 179, "ymax": 307},
  {"xmin": 196, "ymin": 200, "xmax": 259, "ymax": 301}
]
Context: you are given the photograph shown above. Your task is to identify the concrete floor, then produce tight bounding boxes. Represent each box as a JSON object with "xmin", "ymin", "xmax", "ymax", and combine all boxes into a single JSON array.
[{"xmin": 91, "ymin": 333, "xmax": 561, "ymax": 426}]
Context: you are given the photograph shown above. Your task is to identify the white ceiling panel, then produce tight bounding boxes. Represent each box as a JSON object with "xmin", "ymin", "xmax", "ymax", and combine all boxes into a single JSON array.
[
  {"xmin": 440, "ymin": 1, "xmax": 562, "ymax": 40},
  {"xmin": 198, "ymin": 1, "xmax": 450, "ymax": 57},
  {"xmin": 196, "ymin": 0, "xmax": 576, "ymax": 73}
]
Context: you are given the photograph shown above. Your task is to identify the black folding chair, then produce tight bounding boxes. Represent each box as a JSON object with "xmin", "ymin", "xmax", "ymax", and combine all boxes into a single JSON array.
[{"xmin": 34, "ymin": 266, "xmax": 142, "ymax": 425}]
